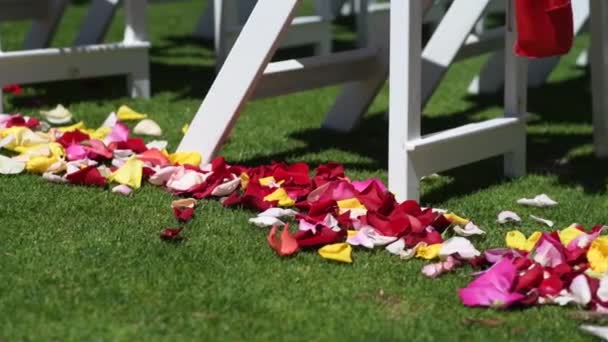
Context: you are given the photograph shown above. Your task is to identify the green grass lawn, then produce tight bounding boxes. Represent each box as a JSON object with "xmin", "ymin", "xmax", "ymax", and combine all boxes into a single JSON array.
[{"xmin": 1, "ymin": 1, "xmax": 606, "ymax": 341}]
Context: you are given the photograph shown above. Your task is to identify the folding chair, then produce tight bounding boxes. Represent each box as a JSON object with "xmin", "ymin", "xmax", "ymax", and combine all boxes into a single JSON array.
[
  {"xmin": 178, "ymin": 0, "xmax": 527, "ymax": 201},
  {"xmin": 469, "ymin": 0, "xmax": 590, "ymax": 94},
  {"xmin": 194, "ymin": 0, "xmax": 333, "ymax": 66},
  {"xmin": 0, "ymin": 0, "xmax": 150, "ymax": 113}
]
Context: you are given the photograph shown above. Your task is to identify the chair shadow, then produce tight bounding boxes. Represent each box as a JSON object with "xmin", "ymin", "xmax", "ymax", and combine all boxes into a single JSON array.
[{"xmin": 236, "ymin": 65, "xmax": 606, "ymax": 202}]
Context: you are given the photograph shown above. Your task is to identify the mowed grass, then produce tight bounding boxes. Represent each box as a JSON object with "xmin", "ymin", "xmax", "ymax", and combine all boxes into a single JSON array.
[{"xmin": 0, "ymin": 1, "xmax": 606, "ymax": 341}]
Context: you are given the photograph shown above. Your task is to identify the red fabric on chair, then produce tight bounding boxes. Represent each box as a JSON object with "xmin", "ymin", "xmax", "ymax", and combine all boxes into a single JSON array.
[{"xmin": 514, "ymin": 0, "xmax": 574, "ymax": 58}]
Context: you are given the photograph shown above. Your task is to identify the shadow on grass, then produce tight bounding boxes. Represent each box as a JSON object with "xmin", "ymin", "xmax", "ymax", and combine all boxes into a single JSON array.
[{"xmin": 237, "ymin": 66, "xmax": 607, "ymax": 202}]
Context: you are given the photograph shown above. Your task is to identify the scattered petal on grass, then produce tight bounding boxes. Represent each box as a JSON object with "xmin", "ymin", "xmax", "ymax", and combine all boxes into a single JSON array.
[
  {"xmin": 458, "ymin": 258, "xmax": 524, "ymax": 308},
  {"xmin": 109, "ymin": 157, "xmax": 144, "ymax": 189},
  {"xmin": 0, "ymin": 155, "xmax": 25, "ymax": 174},
  {"xmin": 440, "ymin": 237, "xmax": 481, "ymax": 260},
  {"xmin": 517, "ymin": 194, "xmax": 558, "ymax": 207},
  {"xmin": 580, "ymin": 325, "xmax": 608, "ymax": 341},
  {"xmin": 134, "ymin": 119, "xmax": 162, "ymax": 136},
  {"xmin": 117, "ymin": 105, "xmax": 147, "ymax": 121},
  {"xmin": 40, "ymin": 104, "xmax": 72, "ymax": 125},
  {"xmin": 172, "ymin": 198, "xmax": 197, "ymax": 209},
  {"xmin": 160, "ymin": 227, "xmax": 183, "ymax": 241},
  {"xmin": 168, "ymin": 151, "xmax": 202, "ymax": 167},
  {"xmin": 249, "ymin": 216, "xmax": 284, "ymax": 227},
  {"xmin": 181, "ymin": 123, "xmax": 189, "ymax": 134},
  {"xmin": 422, "ymin": 256, "xmax": 460, "ymax": 278},
  {"xmin": 42, "ymin": 172, "xmax": 67, "ymax": 183},
  {"xmin": 506, "ymin": 230, "xmax": 541, "ymax": 252},
  {"xmin": 497, "ymin": 211, "xmax": 522, "ymax": 224},
  {"xmin": 588, "ymin": 237, "xmax": 608, "ymax": 274},
  {"xmin": 101, "ymin": 112, "xmax": 118, "ymax": 128},
  {"xmin": 267, "ymin": 224, "xmax": 299, "ymax": 256},
  {"xmin": 258, "ymin": 208, "xmax": 297, "ymax": 218},
  {"xmin": 453, "ymin": 222, "xmax": 485, "ymax": 236},
  {"xmin": 530, "ymin": 214, "xmax": 554, "ymax": 227},
  {"xmin": 173, "ymin": 207, "xmax": 195, "ymax": 222},
  {"xmin": 111, "ymin": 184, "xmax": 133, "ymax": 195},
  {"xmin": 146, "ymin": 140, "xmax": 168, "ymax": 150},
  {"xmin": 444, "ymin": 213, "xmax": 470, "ymax": 226},
  {"xmin": 318, "ymin": 243, "xmax": 353, "ymax": 263}
]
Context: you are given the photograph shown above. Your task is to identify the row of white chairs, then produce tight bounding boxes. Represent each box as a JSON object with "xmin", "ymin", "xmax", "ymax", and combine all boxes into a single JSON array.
[{"xmin": 1, "ymin": 0, "xmax": 605, "ymax": 201}]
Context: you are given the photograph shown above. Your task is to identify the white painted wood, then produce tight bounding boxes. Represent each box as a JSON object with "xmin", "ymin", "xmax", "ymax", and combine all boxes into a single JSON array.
[
  {"xmin": 388, "ymin": 0, "xmax": 424, "ymax": 202},
  {"xmin": 253, "ymin": 48, "xmax": 380, "ymax": 99},
  {"xmin": 470, "ymin": 0, "xmax": 590, "ymax": 94},
  {"xmin": 23, "ymin": 0, "xmax": 69, "ymax": 49},
  {"xmin": 0, "ymin": 0, "xmax": 150, "ymax": 109},
  {"xmin": 194, "ymin": 0, "xmax": 333, "ymax": 67},
  {"xmin": 178, "ymin": 0, "xmax": 303, "ymax": 160},
  {"xmin": 0, "ymin": 43, "xmax": 149, "ymax": 85},
  {"xmin": 323, "ymin": 0, "xmax": 433, "ymax": 132},
  {"xmin": 421, "ymin": 0, "xmax": 492, "ymax": 106},
  {"xmin": 502, "ymin": 0, "xmax": 527, "ymax": 178},
  {"xmin": 590, "ymin": 0, "xmax": 608, "ymax": 157},
  {"xmin": 388, "ymin": 0, "xmax": 527, "ymax": 201}
]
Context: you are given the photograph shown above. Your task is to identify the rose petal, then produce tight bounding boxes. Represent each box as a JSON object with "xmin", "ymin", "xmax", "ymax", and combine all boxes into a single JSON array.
[
  {"xmin": 133, "ymin": 119, "xmax": 162, "ymax": 137},
  {"xmin": 580, "ymin": 325, "xmax": 608, "ymax": 341},
  {"xmin": 517, "ymin": 194, "xmax": 558, "ymax": 207},
  {"xmin": 258, "ymin": 208, "xmax": 298, "ymax": 218},
  {"xmin": 453, "ymin": 222, "xmax": 486, "ymax": 237},
  {"xmin": 146, "ymin": 140, "xmax": 168, "ymax": 150},
  {"xmin": 497, "ymin": 211, "xmax": 522, "ymax": 224},
  {"xmin": 40, "ymin": 104, "xmax": 72, "ymax": 125},
  {"xmin": 249, "ymin": 216, "xmax": 285, "ymax": 227},
  {"xmin": 160, "ymin": 227, "xmax": 183, "ymax": 241},
  {"xmin": 530, "ymin": 214, "xmax": 554, "ymax": 227},
  {"xmin": 111, "ymin": 184, "xmax": 133, "ymax": 196},
  {"xmin": 0, "ymin": 155, "xmax": 26, "ymax": 174},
  {"xmin": 117, "ymin": 105, "xmax": 147, "ymax": 121},
  {"xmin": 109, "ymin": 157, "xmax": 144, "ymax": 189},
  {"xmin": 440, "ymin": 237, "xmax": 481, "ymax": 260},
  {"xmin": 171, "ymin": 198, "xmax": 197, "ymax": 209},
  {"xmin": 267, "ymin": 224, "xmax": 299, "ymax": 256},
  {"xmin": 318, "ymin": 243, "xmax": 353, "ymax": 263}
]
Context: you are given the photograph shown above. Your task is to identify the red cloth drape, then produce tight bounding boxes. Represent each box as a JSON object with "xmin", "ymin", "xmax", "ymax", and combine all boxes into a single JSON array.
[{"xmin": 515, "ymin": 0, "xmax": 574, "ymax": 58}]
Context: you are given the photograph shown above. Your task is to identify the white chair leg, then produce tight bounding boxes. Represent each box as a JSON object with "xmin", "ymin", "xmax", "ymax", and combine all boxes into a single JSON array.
[
  {"xmin": 503, "ymin": 0, "xmax": 528, "ymax": 178},
  {"xmin": 178, "ymin": 0, "xmax": 303, "ymax": 161},
  {"xmin": 590, "ymin": 0, "xmax": 608, "ymax": 158},
  {"xmin": 22, "ymin": 0, "xmax": 69, "ymax": 49},
  {"xmin": 74, "ymin": 0, "xmax": 120, "ymax": 45},
  {"xmin": 388, "ymin": 0, "xmax": 424, "ymax": 202},
  {"xmin": 124, "ymin": 0, "xmax": 150, "ymax": 98},
  {"xmin": 421, "ymin": 0, "xmax": 492, "ymax": 106}
]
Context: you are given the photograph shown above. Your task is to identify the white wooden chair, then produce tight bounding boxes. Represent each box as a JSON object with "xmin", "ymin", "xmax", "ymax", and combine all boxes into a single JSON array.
[
  {"xmin": 194, "ymin": 0, "xmax": 333, "ymax": 66},
  {"xmin": 469, "ymin": 0, "xmax": 590, "ymax": 94},
  {"xmin": 177, "ymin": 0, "xmax": 528, "ymax": 201},
  {"xmin": 0, "ymin": 0, "xmax": 150, "ymax": 112}
]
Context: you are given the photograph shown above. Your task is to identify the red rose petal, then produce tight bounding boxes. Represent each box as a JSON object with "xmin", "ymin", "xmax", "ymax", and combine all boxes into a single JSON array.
[{"xmin": 160, "ymin": 227, "xmax": 183, "ymax": 241}]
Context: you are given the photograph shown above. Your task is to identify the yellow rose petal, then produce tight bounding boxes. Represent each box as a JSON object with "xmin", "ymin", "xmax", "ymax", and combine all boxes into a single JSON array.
[
  {"xmin": 58, "ymin": 121, "xmax": 86, "ymax": 133},
  {"xmin": 89, "ymin": 126, "xmax": 112, "ymax": 140},
  {"xmin": 559, "ymin": 225, "xmax": 585, "ymax": 247},
  {"xmin": 318, "ymin": 243, "xmax": 353, "ymax": 263},
  {"xmin": 416, "ymin": 243, "xmax": 442, "ymax": 260},
  {"xmin": 263, "ymin": 188, "xmax": 295, "ymax": 207},
  {"xmin": 168, "ymin": 151, "xmax": 202, "ymax": 167},
  {"xmin": 117, "ymin": 105, "xmax": 147, "ymax": 121},
  {"xmin": 109, "ymin": 157, "xmax": 144, "ymax": 189},
  {"xmin": 588, "ymin": 236, "xmax": 608, "ymax": 274},
  {"xmin": 259, "ymin": 176, "xmax": 277, "ymax": 186},
  {"xmin": 506, "ymin": 230, "xmax": 541, "ymax": 252},
  {"xmin": 347, "ymin": 230, "xmax": 358, "ymax": 238},
  {"xmin": 444, "ymin": 213, "xmax": 469, "ymax": 226},
  {"xmin": 26, "ymin": 155, "xmax": 59, "ymax": 174},
  {"xmin": 240, "ymin": 172, "xmax": 250, "ymax": 190},
  {"xmin": 337, "ymin": 198, "xmax": 366, "ymax": 210}
]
